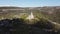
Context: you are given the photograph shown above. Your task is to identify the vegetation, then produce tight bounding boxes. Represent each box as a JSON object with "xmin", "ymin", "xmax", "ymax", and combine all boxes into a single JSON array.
[{"xmin": 0, "ymin": 18, "xmax": 58, "ymax": 34}]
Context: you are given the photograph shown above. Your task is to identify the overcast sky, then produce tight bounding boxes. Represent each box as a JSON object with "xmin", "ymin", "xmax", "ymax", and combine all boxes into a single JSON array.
[{"xmin": 0, "ymin": 0, "xmax": 60, "ymax": 7}]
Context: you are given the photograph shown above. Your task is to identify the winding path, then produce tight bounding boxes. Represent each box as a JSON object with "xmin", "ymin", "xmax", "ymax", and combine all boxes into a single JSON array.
[{"xmin": 48, "ymin": 20, "xmax": 60, "ymax": 25}]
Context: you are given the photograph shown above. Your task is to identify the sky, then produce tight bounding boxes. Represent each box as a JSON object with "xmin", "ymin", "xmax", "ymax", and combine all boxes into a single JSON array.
[{"xmin": 0, "ymin": 0, "xmax": 60, "ymax": 7}]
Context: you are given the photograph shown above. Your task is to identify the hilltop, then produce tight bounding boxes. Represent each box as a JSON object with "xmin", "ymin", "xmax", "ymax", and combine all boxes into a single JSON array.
[{"xmin": 0, "ymin": 6, "xmax": 60, "ymax": 34}]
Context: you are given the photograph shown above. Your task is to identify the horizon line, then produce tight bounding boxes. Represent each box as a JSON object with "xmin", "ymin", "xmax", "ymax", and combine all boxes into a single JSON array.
[{"xmin": 0, "ymin": 5, "xmax": 60, "ymax": 7}]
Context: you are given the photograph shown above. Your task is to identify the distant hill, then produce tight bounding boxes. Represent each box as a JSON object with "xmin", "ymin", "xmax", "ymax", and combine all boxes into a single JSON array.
[{"xmin": 0, "ymin": 6, "xmax": 24, "ymax": 9}]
